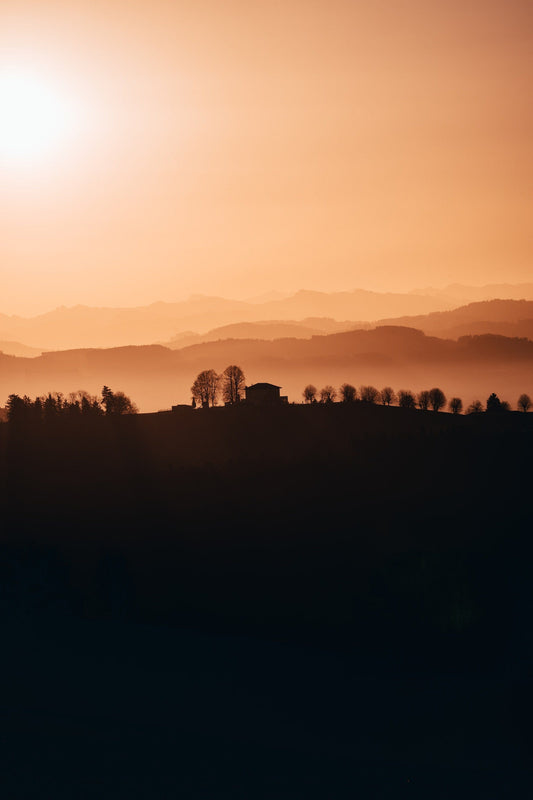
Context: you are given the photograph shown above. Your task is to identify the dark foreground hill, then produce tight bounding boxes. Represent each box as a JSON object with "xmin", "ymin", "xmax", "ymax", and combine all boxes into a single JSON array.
[
  {"xmin": 2, "ymin": 325, "xmax": 533, "ymax": 412},
  {"xmin": 1, "ymin": 404, "xmax": 532, "ymax": 795}
]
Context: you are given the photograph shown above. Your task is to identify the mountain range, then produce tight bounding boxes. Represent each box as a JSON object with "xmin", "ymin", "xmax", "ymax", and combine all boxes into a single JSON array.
[{"xmin": 2, "ymin": 284, "xmax": 533, "ymax": 352}]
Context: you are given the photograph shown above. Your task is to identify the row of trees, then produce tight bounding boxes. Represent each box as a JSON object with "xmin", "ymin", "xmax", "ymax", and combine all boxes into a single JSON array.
[
  {"xmin": 191, "ymin": 366, "xmax": 245, "ymax": 408},
  {"xmin": 302, "ymin": 384, "xmax": 532, "ymax": 414},
  {"xmin": 5, "ymin": 386, "xmax": 138, "ymax": 422}
]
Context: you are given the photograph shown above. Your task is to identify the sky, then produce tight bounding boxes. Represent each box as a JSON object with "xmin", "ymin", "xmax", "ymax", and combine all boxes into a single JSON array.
[{"xmin": 0, "ymin": 0, "xmax": 531, "ymax": 315}]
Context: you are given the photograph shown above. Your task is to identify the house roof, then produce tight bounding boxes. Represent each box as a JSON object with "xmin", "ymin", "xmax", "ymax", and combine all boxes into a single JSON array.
[{"xmin": 246, "ymin": 382, "xmax": 282, "ymax": 390}]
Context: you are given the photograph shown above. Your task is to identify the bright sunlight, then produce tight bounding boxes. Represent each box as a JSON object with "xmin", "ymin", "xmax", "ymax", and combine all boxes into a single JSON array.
[{"xmin": 0, "ymin": 68, "xmax": 77, "ymax": 164}]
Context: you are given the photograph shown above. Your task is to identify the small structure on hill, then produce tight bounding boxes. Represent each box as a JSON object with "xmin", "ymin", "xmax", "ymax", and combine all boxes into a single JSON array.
[
  {"xmin": 245, "ymin": 382, "xmax": 288, "ymax": 406},
  {"xmin": 171, "ymin": 403, "xmax": 194, "ymax": 413}
]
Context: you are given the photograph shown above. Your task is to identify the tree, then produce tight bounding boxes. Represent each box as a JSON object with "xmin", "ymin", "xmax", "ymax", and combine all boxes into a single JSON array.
[
  {"xmin": 6, "ymin": 394, "xmax": 29, "ymax": 422},
  {"xmin": 429, "ymin": 387, "xmax": 446, "ymax": 412},
  {"xmin": 449, "ymin": 397, "xmax": 463, "ymax": 415},
  {"xmin": 380, "ymin": 387, "xmax": 396, "ymax": 406},
  {"xmin": 319, "ymin": 385, "xmax": 337, "ymax": 403},
  {"xmin": 101, "ymin": 386, "xmax": 138, "ymax": 414},
  {"xmin": 417, "ymin": 390, "xmax": 431, "ymax": 411},
  {"xmin": 220, "ymin": 365, "xmax": 245, "ymax": 405},
  {"xmin": 466, "ymin": 400, "xmax": 484, "ymax": 414},
  {"xmin": 398, "ymin": 390, "xmax": 416, "ymax": 409},
  {"xmin": 191, "ymin": 370, "xmax": 220, "ymax": 408},
  {"xmin": 43, "ymin": 392, "xmax": 64, "ymax": 421},
  {"xmin": 486, "ymin": 393, "xmax": 503, "ymax": 413},
  {"xmin": 359, "ymin": 385, "xmax": 379, "ymax": 404},
  {"xmin": 518, "ymin": 393, "xmax": 532, "ymax": 413},
  {"xmin": 339, "ymin": 383, "xmax": 357, "ymax": 403},
  {"xmin": 110, "ymin": 391, "xmax": 138, "ymax": 414},
  {"xmin": 101, "ymin": 385, "xmax": 113, "ymax": 413},
  {"xmin": 302, "ymin": 384, "xmax": 317, "ymax": 404}
]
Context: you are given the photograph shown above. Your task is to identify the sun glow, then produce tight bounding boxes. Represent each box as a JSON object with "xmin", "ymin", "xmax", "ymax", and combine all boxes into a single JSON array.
[{"xmin": 0, "ymin": 68, "xmax": 78, "ymax": 164}]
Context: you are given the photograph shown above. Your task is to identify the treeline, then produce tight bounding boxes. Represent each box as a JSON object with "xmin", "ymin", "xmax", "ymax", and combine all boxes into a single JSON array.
[
  {"xmin": 4, "ymin": 385, "xmax": 137, "ymax": 423},
  {"xmin": 302, "ymin": 383, "xmax": 532, "ymax": 414}
]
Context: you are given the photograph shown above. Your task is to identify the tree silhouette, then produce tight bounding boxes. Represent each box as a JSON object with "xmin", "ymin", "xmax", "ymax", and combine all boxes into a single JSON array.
[
  {"xmin": 6, "ymin": 394, "xmax": 29, "ymax": 422},
  {"xmin": 302, "ymin": 384, "xmax": 317, "ymax": 404},
  {"xmin": 319, "ymin": 386, "xmax": 336, "ymax": 403},
  {"xmin": 43, "ymin": 392, "xmax": 64, "ymax": 421},
  {"xmin": 466, "ymin": 400, "xmax": 484, "ymax": 414},
  {"xmin": 339, "ymin": 383, "xmax": 357, "ymax": 403},
  {"xmin": 398, "ymin": 390, "xmax": 416, "ymax": 409},
  {"xmin": 429, "ymin": 388, "xmax": 446, "ymax": 412},
  {"xmin": 486, "ymin": 393, "xmax": 503, "ymax": 413},
  {"xmin": 191, "ymin": 370, "xmax": 220, "ymax": 408},
  {"xmin": 417, "ymin": 390, "xmax": 431, "ymax": 411},
  {"xmin": 220, "ymin": 365, "xmax": 245, "ymax": 405},
  {"xmin": 359, "ymin": 385, "xmax": 379, "ymax": 404},
  {"xmin": 380, "ymin": 387, "xmax": 396, "ymax": 406},
  {"xmin": 101, "ymin": 386, "xmax": 138, "ymax": 414},
  {"xmin": 449, "ymin": 397, "xmax": 463, "ymax": 415},
  {"xmin": 518, "ymin": 393, "xmax": 532, "ymax": 413}
]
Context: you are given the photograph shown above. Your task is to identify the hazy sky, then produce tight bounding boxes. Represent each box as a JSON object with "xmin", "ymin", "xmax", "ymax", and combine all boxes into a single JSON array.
[{"xmin": 1, "ymin": 0, "xmax": 531, "ymax": 315}]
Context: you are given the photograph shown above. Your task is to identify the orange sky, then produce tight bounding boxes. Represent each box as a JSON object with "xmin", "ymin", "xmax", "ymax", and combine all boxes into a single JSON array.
[{"xmin": 1, "ymin": 0, "xmax": 531, "ymax": 315}]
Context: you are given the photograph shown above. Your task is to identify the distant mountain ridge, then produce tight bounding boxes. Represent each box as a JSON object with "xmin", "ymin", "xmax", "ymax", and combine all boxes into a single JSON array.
[
  {"xmin": 0, "ymin": 289, "xmax": 461, "ymax": 350},
  {"xmin": 159, "ymin": 318, "xmax": 353, "ymax": 349},
  {"xmin": 375, "ymin": 299, "xmax": 533, "ymax": 339},
  {"xmin": 409, "ymin": 282, "xmax": 533, "ymax": 302},
  {"xmin": 2, "ymin": 286, "xmax": 533, "ymax": 352}
]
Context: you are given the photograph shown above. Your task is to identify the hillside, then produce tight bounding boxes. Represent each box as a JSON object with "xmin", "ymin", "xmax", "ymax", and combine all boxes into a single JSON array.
[
  {"xmin": 159, "ymin": 318, "xmax": 353, "ymax": 349},
  {"xmin": 1, "ymin": 326, "xmax": 532, "ymax": 412},
  {"xmin": 0, "ymin": 289, "xmax": 456, "ymax": 350},
  {"xmin": 375, "ymin": 299, "xmax": 533, "ymax": 339},
  {"xmin": 409, "ymin": 282, "xmax": 533, "ymax": 304},
  {"xmin": 0, "ymin": 340, "xmax": 45, "ymax": 357}
]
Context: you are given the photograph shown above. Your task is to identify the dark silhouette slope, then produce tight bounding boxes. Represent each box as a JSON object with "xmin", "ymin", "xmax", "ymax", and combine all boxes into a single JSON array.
[{"xmin": 1, "ymin": 404, "xmax": 532, "ymax": 793}]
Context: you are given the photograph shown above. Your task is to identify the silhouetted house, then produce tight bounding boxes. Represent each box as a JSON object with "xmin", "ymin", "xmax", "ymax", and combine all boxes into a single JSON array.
[
  {"xmin": 245, "ymin": 383, "xmax": 288, "ymax": 406},
  {"xmin": 171, "ymin": 403, "xmax": 194, "ymax": 413}
]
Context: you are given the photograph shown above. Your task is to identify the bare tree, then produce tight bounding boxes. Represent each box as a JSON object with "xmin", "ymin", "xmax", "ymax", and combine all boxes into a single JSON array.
[
  {"xmin": 191, "ymin": 369, "xmax": 220, "ymax": 408},
  {"xmin": 429, "ymin": 387, "xmax": 446, "ymax": 412},
  {"xmin": 417, "ymin": 390, "xmax": 431, "ymax": 411},
  {"xmin": 220, "ymin": 365, "xmax": 245, "ymax": 405},
  {"xmin": 359, "ymin": 385, "xmax": 379, "ymax": 404},
  {"xmin": 449, "ymin": 397, "xmax": 463, "ymax": 415},
  {"xmin": 466, "ymin": 400, "xmax": 484, "ymax": 414},
  {"xmin": 380, "ymin": 386, "xmax": 396, "ymax": 406},
  {"xmin": 339, "ymin": 383, "xmax": 357, "ymax": 403},
  {"xmin": 319, "ymin": 385, "xmax": 337, "ymax": 403},
  {"xmin": 302, "ymin": 384, "xmax": 317, "ymax": 404},
  {"xmin": 398, "ymin": 390, "xmax": 416, "ymax": 409},
  {"xmin": 518, "ymin": 393, "xmax": 532, "ymax": 413},
  {"xmin": 67, "ymin": 390, "xmax": 103, "ymax": 416}
]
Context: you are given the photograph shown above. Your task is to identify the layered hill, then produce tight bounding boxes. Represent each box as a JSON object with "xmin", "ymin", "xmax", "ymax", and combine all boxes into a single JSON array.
[
  {"xmin": 375, "ymin": 299, "xmax": 533, "ymax": 339},
  {"xmin": 1, "ymin": 326, "xmax": 532, "ymax": 413},
  {"xmin": 159, "ymin": 318, "xmax": 353, "ymax": 349},
  {"xmin": 409, "ymin": 282, "xmax": 533, "ymax": 304},
  {"xmin": 0, "ymin": 289, "xmax": 458, "ymax": 350}
]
